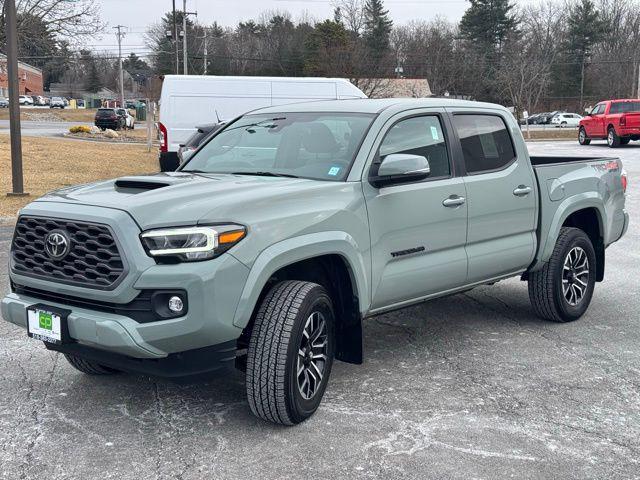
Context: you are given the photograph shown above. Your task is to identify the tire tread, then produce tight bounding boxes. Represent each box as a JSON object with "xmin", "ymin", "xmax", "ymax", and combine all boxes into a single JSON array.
[{"xmin": 246, "ymin": 280, "xmax": 319, "ymax": 425}]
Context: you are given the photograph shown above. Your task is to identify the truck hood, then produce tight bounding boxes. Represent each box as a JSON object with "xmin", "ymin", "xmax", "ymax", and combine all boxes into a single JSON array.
[{"xmin": 33, "ymin": 172, "xmax": 339, "ymax": 229}]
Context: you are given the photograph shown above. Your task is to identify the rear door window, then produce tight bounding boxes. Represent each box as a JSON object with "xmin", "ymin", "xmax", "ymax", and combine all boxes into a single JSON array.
[{"xmin": 453, "ymin": 114, "xmax": 516, "ymax": 174}]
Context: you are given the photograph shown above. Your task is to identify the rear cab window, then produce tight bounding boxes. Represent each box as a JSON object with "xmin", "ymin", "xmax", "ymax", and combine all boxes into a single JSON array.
[
  {"xmin": 453, "ymin": 114, "xmax": 516, "ymax": 174},
  {"xmin": 610, "ymin": 102, "xmax": 640, "ymax": 114}
]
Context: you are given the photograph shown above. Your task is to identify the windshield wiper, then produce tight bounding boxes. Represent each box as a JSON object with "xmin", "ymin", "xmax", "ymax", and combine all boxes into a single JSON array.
[{"xmin": 231, "ymin": 171, "xmax": 299, "ymax": 178}]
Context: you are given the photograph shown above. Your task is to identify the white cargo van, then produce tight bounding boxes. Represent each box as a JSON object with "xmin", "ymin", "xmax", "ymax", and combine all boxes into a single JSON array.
[{"xmin": 157, "ymin": 75, "xmax": 367, "ymax": 171}]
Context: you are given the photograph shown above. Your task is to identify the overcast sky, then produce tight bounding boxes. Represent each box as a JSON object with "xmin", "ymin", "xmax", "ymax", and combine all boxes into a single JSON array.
[{"xmin": 93, "ymin": 0, "xmax": 471, "ymax": 56}]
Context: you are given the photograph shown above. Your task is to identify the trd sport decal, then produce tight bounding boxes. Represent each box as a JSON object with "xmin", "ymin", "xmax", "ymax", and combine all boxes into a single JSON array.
[{"xmin": 391, "ymin": 246, "xmax": 426, "ymax": 258}]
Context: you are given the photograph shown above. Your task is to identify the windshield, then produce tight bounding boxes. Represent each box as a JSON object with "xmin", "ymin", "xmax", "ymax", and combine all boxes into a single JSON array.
[{"xmin": 181, "ymin": 112, "xmax": 374, "ymax": 181}]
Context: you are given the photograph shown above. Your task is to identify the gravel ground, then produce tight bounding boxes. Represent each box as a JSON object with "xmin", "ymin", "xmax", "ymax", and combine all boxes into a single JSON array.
[{"xmin": 0, "ymin": 140, "xmax": 638, "ymax": 479}]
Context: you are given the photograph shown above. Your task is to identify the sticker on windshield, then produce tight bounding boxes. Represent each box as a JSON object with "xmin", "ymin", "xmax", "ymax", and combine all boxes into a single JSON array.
[
  {"xmin": 430, "ymin": 126, "xmax": 439, "ymax": 140},
  {"xmin": 328, "ymin": 166, "xmax": 341, "ymax": 176}
]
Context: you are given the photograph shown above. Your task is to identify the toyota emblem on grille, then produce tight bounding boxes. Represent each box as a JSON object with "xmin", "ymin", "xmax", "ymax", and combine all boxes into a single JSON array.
[{"xmin": 45, "ymin": 231, "xmax": 71, "ymax": 260}]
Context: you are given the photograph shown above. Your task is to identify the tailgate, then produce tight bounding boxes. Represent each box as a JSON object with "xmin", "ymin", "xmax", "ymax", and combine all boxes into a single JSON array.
[{"xmin": 622, "ymin": 112, "xmax": 640, "ymax": 128}]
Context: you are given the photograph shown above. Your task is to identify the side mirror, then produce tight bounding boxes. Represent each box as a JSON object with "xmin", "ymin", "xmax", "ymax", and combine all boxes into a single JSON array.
[
  {"xmin": 180, "ymin": 149, "xmax": 195, "ymax": 163},
  {"xmin": 370, "ymin": 153, "xmax": 430, "ymax": 188}
]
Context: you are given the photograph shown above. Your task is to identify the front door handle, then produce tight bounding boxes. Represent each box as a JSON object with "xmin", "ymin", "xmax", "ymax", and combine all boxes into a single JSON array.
[
  {"xmin": 513, "ymin": 185, "xmax": 533, "ymax": 197},
  {"xmin": 443, "ymin": 195, "xmax": 466, "ymax": 207}
]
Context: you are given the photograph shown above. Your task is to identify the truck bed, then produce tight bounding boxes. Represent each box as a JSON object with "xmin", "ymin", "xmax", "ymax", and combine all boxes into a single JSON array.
[
  {"xmin": 529, "ymin": 154, "xmax": 627, "ymax": 270},
  {"xmin": 529, "ymin": 155, "xmax": 617, "ymax": 166}
]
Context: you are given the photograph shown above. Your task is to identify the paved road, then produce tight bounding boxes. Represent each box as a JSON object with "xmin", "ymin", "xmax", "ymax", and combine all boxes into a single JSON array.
[
  {"xmin": 0, "ymin": 141, "xmax": 638, "ymax": 479},
  {"xmin": 0, "ymin": 120, "xmax": 91, "ymax": 137}
]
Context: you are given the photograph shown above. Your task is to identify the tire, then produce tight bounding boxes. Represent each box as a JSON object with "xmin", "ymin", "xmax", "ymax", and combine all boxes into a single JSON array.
[
  {"xmin": 528, "ymin": 227, "xmax": 596, "ymax": 323},
  {"xmin": 620, "ymin": 138, "xmax": 630, "ymax": 145},
  {"xmin": 246, "ymin": 280, "xmax": 335, "ymax": 425},
  {"xmin": 64, "ymin": 353, "xmax": 120, "ymax": 375},
  {"xmin": 607, "ymin": 127, "xmax": 621, "ymax": 148},
  {"xmin": 578, "ymin": 127, "xmax": 591, "ymax": 145}
]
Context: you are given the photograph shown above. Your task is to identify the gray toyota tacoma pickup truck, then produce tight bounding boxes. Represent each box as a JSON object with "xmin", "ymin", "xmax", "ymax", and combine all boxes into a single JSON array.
[{"xmin": 2, "ymin": 99, "xmax": 629, "ymax": 425}]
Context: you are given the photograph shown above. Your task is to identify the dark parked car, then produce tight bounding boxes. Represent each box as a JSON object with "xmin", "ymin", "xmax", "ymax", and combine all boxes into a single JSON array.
[
  {"xmin": 177, "ymin": 123, "xmax": 224, "ymax": 164},
  {"xmin": 94, "ymin": 108, "xmax": 125, "ymax": 130},
  {"xmin": 0, "ymin": 97, "xmax": 9, "ymax": 108}
]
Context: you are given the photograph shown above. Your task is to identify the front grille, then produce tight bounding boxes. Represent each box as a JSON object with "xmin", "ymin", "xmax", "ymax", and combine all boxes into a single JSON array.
[{"xmin": 11, "ymin": 216, "xmax": 127, "ymax": 290}]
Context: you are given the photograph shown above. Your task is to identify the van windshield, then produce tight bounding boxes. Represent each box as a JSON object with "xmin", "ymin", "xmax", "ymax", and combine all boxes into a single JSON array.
[{"xmin": 181, "ymin": 112, "xmax": 374, "ymax": 181}]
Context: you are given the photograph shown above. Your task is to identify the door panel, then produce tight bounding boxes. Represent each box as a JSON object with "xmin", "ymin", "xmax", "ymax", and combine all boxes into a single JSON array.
[
  {"xmin": 463, "ymin": 162, "xmax": 537, "ymax": 282},
  {"xmin": 451, "ymin": 113, "xmax": 537, "ymax": 283},
  {"xmin": 366, "ymin": 178, "xmax": 468, "ymax": 310},
  {"xmin": 363, "ymin": 111, "xmax": 468, "ymax": 311}
]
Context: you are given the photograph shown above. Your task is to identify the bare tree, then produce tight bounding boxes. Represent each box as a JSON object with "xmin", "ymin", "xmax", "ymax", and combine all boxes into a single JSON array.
[
  {"xmin": 332, "ymin": 0, "xmax": 365, "ymax": 35},
  {"xmin": 1, "ymin": 0, "xmax": 103, "ymax": 39}
]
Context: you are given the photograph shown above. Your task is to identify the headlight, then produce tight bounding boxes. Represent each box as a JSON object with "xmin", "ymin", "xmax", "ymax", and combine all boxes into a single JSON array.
[{"xmin": 140, "ymin": 225, "xmax": 246, "ymax": 262}]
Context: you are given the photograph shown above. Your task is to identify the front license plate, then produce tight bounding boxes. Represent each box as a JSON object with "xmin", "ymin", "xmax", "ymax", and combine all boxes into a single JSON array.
[{"xmin": 27, "ymin": 306, "xmax": 69, "ymax": 345}]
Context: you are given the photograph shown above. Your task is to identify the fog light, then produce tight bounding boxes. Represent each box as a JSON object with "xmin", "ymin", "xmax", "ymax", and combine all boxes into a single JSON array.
[{"xmin": 168, "ymin": 296, "xmax": 184, "ymax": 313}]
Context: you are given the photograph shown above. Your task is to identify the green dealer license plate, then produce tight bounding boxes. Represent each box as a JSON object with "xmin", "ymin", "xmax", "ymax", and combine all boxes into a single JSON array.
[{"xmin": 27, "ymin": 306, "xmax": 70, "ymax": 345}]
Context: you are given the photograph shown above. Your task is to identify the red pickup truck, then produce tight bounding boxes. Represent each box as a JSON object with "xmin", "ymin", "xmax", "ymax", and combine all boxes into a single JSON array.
[{"xmin": 579, "ymin": 99, "xmax": 640, "ymax": 147}]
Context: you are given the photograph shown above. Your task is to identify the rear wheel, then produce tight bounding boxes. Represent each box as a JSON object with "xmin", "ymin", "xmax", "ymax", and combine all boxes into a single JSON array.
[
  {"xmin": 64, "ymin": 354, "xmax": 120, "ymax": 375},
  {"xmin": 246, "ymin": 280, "xmax": 335, "ymax": 425},
  {"xmin": 528, "ymin": 227, "xmax": 596, "ymax": 323},
  {"xmin": 578, "ymin": 127, "xmax": 591, "ymax": 145},
  {"xmin": 620, "ymin": 137, "xmax": 630, "ymax": 145},
  {"xmin": 607, "ymin": 127, "xmax": 621, "ymax": 148}
]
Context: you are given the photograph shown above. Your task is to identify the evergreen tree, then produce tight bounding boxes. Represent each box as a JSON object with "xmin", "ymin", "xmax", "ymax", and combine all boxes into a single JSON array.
[
  {"xmin": 551, "ymin": 0, "xmax": 608, "ymax": 105},
  {"xmin": 459, "ymin": 0, "xmax": 518, "ymax": 54},
  {"xmin": 81, "ymin": 51, "xmax": 101, "ymax": 93},
  {"xmin": 363, "ymin": 0, "xmax": 393, "ymax": 60}
]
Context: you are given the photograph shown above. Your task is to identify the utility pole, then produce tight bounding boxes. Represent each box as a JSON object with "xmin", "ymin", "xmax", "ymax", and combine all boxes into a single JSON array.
[
  {"xmin": 181, "ymin": 0, "xmax": 197, "ymax": 75},
  {"xmin": 203, "ymin": 27, "xmax": 208, "ymax": 75},
  {"xmin": 172, "ymin": 0, "xmax": 179, "ymax": 74},
  {"xmin": 5, "ymin": 0, "xmax": 27, "ymax": 197},
  {"xmin": 183, "ymin": 0, "xmax": 188, "ymax": 74},
  {"xmin": 114, "ymin": 25, "xmax": 126, "ymax": 107}
]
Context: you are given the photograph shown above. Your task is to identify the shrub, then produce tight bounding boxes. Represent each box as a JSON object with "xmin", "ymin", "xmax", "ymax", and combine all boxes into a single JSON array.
[{"xmin": 69, "ymin": 125, "xmax": 92, "ymax": 134}]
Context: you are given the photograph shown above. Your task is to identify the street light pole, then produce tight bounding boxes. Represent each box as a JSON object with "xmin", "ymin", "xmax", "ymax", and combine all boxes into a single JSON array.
[
  {"xmin": 5, "ymin": 0, "xmax": 28, "ymax": 197},
  {"xmin": 114, "ymin": 25, "xmax": 126, "ymax": 107}
]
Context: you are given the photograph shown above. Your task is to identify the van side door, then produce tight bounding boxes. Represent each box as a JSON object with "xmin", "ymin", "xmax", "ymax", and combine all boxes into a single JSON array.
[
  {"xmin": 362, "ymin": 110, "xmax": 468, "ymax": 312},
  {"xmin": 449, "ymin": 111, "xmax": 537, "ymax": 283}
]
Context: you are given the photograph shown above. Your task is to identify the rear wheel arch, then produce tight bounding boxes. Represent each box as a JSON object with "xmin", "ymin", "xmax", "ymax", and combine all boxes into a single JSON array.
[
  {"xmin": 238, "ymin": 254, "xmax": 363, "ymax": 367},
  {"xmin": 562, "ymin": 207, "xmax": 605, "ymax": 281}
]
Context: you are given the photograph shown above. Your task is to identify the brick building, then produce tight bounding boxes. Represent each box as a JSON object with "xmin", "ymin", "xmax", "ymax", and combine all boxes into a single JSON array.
[{"xmin": 0, "ymin": 53, "xmax": 44, "ymax": 97}]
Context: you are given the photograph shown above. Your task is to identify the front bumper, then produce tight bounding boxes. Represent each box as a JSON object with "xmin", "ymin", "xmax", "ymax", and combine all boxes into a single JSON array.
[
  {"xmin": 45, "ymin": 339, "xmax": 238, "ymax": 381},
  {"xmin": 2, "ymin": 203, "xmax": 249, "ymax": 362}
]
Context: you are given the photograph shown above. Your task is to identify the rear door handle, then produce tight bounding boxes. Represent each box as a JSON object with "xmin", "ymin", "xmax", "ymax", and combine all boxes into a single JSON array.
[
  {"xmin": 443, "ymin": 195, "xmax": 466, "ymax": 207},
  {"xmin": 513, "ymin": 185, "xmax": 533, "ymax": 197}
]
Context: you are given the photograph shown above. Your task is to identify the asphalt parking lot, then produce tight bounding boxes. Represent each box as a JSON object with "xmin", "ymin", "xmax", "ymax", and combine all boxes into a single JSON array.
[{"xmin": 0, "ymin": 140, "xmax": 638, "ymax": 479}]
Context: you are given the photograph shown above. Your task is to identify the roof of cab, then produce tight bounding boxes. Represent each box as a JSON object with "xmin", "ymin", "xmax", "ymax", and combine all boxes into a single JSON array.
[{"xmin": 253, "ymin": 98, "xmax": 505, "ymax": 115}]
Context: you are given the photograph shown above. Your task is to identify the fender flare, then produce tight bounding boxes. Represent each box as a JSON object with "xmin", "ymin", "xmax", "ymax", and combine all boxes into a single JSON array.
[
  {"xmin": 530, "ymin": 193, "xmax": 605, "ymax": 272},
  {"xmin": 232, "ymin": 231, "xmax": 370, "ymax": 329}
]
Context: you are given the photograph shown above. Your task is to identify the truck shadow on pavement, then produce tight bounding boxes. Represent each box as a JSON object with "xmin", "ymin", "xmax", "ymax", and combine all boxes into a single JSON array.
[{"xmin": 58, "ymin": 279, "xmax": 563, "ymax": 427}]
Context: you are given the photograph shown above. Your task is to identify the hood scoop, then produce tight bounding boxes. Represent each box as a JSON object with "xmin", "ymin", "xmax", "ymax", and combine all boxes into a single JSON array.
[{"xmin": 115, "ymin": 177, "xmax": 171, "ymax": 192}]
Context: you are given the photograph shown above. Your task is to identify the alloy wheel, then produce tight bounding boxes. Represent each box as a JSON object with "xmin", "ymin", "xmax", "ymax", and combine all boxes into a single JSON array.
[
  {"xmin": 297, "ymin": 311, "xmax": 328, "ymax": 400},
  {"xmin": 562, "ymin": 247, "xmax": 589, "ymax": 306}
]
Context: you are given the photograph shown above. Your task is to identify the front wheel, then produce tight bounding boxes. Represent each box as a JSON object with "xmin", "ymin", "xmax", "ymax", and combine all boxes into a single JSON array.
[
  {"xmin": 65, "ymin": 354, "xmax": 120, "ymax": 375},
  {"xmin": 246, "ymin": 281, "xmax": 335, "ymax": 425},
  {"xmin": 528, "ymin": 227, "xmax": 596, "ymax": 323},
  {"xmin": 578, "ymin": 127, "xmax": 591, "ymax": 145}
]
